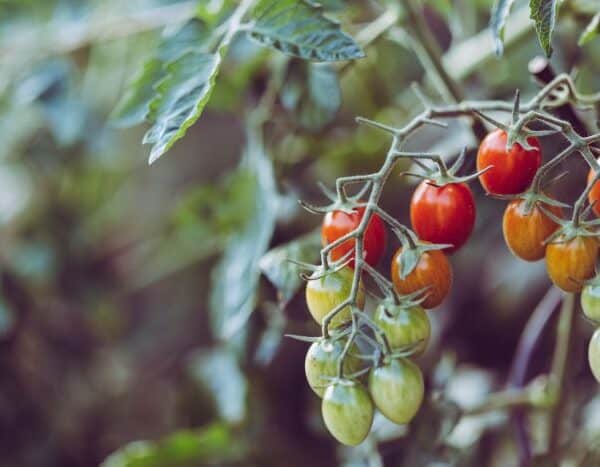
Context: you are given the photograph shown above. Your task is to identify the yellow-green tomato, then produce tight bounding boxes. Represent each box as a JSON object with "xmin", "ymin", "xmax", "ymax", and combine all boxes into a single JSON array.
[
  {"xmin": 305, "ymin": 338, "xmax": 362, "ymax": 397},
  {"xmin": 582, "ymin": 283, "xmax": 600, "ymax": 323},
  {"xmin": 322, "ymin": 380, "xmax": 374, "ymax": 446},
  {"xmin": 589, "ymin": 328, "xmax": 600, "ymax": 383},
  {"xmin": 305, "ymin": 267, "xmax": 365, "ymax": 328},
  {"xmin": 368, "ymin": 358, "xmax": 424, "ymax": 425},
  {"xmin": 373, "ymin": 304, "xmax": 430, "ymax": 354}
]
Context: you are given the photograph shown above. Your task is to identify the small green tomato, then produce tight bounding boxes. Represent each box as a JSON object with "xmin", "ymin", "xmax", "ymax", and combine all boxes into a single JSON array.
[
  {"xmin": 589, "ymin": 328, "xmax": 600, "ymax": 383},
  {"xmin": 305, "ymin": 338, "xmax": 362, "ymax": 397},
  {"xmin": 368, "ymin": 358, "xmax": 424, "ymax": 425},
  {"xmin": 322, "ymin": 380, "xmax": 374, "ymax": 446},
  {"xmin": 373, "ymin": 304, "xmax": 430, "ymax": 354},
  {"xmin": 305, "ymin": 267, "xmax": 365, "ymax": 328},
  {"xmin": 582, "ymin": 283, "xmax": 600, "ymax": 323}
]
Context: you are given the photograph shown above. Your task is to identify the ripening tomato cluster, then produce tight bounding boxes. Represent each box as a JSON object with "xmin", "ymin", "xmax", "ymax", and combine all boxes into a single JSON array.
[{"xmin": 582, "ymin": 284, "xmax": 600, "ymax": 384}]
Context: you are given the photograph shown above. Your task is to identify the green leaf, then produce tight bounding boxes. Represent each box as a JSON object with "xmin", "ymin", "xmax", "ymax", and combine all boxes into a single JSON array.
[
  {"xmin": 111, "ymin": 20, "xmax": 210, "ymax": 128},
  {"xmin": 259, "ymin": 229, "xmax": 320, "ymax": 304},
  {"xmin": 248, "ymin": 0, "xmax": 364, "ymax": 61},
  {"xmin": 530, "ymin": 0, "xmax": 559, "ymax": 56},
  {"xmin": 280, "ymin": 61, "xmax": 341, "ymax": 131},
  {"xmin": 143, "ymin": 51, "xmax": 221, "ymax": 164},
  {"xmin": 489, "ymin": 0, "xmax": 516, "ymax": 55},
  {"xmin": 187, "ymin": 348, "xmax": 247, "ymax": 423},
  {"xmin": 579, "ymin": 12, "xmax": 600, "ymax": 45},
  {"xmin": 101, "ymin": 424, "xmax": 239, "ymax": 467},
  {"xmin": 210, "ymin": 125, "xmax": 278, "ymax": 340}
]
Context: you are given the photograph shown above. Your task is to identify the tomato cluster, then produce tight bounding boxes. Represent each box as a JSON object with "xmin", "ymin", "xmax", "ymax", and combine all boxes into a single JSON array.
[{"xmin": 304, "ymin": 128, "xmax": 600, "ymax": 445}]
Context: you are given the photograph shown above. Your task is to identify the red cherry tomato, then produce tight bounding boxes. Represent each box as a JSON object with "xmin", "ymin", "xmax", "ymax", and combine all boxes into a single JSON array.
[
  {"xmin": 587, "ymin": 168, "xmax": 600, "ymax": 217},
  {"xmin": 477, "ymin": 129, "xmax": 542, "ymax": 195},
  {"xmin": 410, "ymin": 181, "xmax": 476, "ymax": 253},
  {"xmin": 322, "ymin": 207, "xmax": 386, "ymax": 267}
]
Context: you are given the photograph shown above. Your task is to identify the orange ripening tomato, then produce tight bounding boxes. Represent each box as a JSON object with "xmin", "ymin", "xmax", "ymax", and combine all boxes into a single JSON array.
[
  {"xmin": 322, "ymin": 207, "xmax": 386, "ymax": 267},
  {"xmin": 587, "ymin": 168, "xmax": 600, "ymax": 217},
  {"xmin": 410, "ymin": 181, "xmax": 476, "ymax": 253},
  {"xmin": 545, "ymin": 236, "xmax": 598, "ymax": 292},
  {"xmin": 502, "ymin": 198, "xmax": 563, "ymax": 261},
  {"xmin": 391, "ymin": 247, "xmax": 452, "ymax": 309},
  {"xmin": 477, "ymin": 129, "xmax": 542, "ymax": 195}
]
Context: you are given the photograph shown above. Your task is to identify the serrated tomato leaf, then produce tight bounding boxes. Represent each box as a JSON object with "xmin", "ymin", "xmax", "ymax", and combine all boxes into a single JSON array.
[
  {"xmin": 530, "ymin": 0, "xmax": 559, "ymax": 57},
  {"xmin": 210, "ymin": 126, "xmax": 278, "ymax": 340},
  {"xmin": 259, "ymin": 229, "xmax": 321, "ymax": 304},
  {"xmin": 579, "ymin": 12, "xmax": 600, "ymax": 46},
  {"xmin": 489, "ymin": 0, "xmax": 516, "ymax": 55},
  {"xmin": 248, "ymin": 0, "xmax": 364, "ymax": 62}
]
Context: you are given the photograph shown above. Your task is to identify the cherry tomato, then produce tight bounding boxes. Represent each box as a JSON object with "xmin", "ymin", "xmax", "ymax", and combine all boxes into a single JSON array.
[
  {"xmin": 477, "ymin": 129, "xmax": 542, "ymax": 195},
  {"xmin": 368, "ymin": 358, "xmax": 424, "ymax": 425},
  {"xmin": 373, "ymin": 304, "xmax": 430, "ymax": 354},
  {"xmin": 322, "ymin": 207, "xmax": 386, "ymax": 267},
  {"xmin": 305, "ymin": 338, "xmax": 362, "ymax": 397},
  {"xmin": 588, "ymin": 328, "xmax": 600, "ymax": 383},
  {"xmin": 410, "ymin": 181, "xmax": 476, "ymax": 253},
  {"xmin": 306, "ymin": 267, "xmax": 365, "ymax": 328},
  {"xmin": 587, "ymin": 168, "xmax": 600, "ymax": 217},
  {"xmin": 545, "ymin": 236, "xmax": 598, "ymax": 293},
  {"xmin": 581, "ymin": 283, "xmax": 600, "ymax": 323},
  {"xmin": 502, "ymin": 198, "xmax": 562, "ymax": 261},
  {"xmin": 322, "ymin": 380, "xmax": 374, "ymax": 446},
  {"xmin": 391, "ymin": 247, "xmax": 452, "ymax": 309}
]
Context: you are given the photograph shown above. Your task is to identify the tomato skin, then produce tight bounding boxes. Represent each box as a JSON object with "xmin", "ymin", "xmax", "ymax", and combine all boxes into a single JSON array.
[
  {"xmin": 545, "ymin": 236, "xmax": 598, "ymax": 293},
  {"xmin": 587, "ymin": 168, "xmax": 600, "ymax": 217},
  {"xmin": 368, "ymin": 358, "xmax": 424, "ymax": 425},
  {"xmin": 322, "ymin": 380, "xmax": 374, "ymax": 446},
  {"xmin": 410, "ymin": 181, "xmax": 476, "ymax": 253},
  {"xmin": 581, "ymin": 284, "xmax": 600, "ymax": 323},
  {"xmin": 502, "ymin": 199, "xmax": 562, "ymax": 261},
  {"xmin": 588, "ymin": 328, "xmax": 600, "ymax": 383},
  {"xmin": 305, "ymin": 267, "xmax": 365, "ymax": 328},
  {"xmin": 322, "ymin": 207, "xmax": 386, "ymax": 267},
  {"xmin": 477, "ymin": 129, "xmax": 542, "ymax": 195},
  {"xmin": 305, "ymin": 338, "xmax": 362, "ymax": 397},
  {"xmin": 373, "ymin": 304, "xmax": 430, "ymax": 354},
  {"xmin": 391, "ymin": 247, "xmax": 452, "ymax": 309}
]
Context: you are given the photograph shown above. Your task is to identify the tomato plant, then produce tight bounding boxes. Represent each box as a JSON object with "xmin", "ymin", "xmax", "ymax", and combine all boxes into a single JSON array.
[
  {"xmin": 477, "ymin": 129, "xmax": 542, "ymax": 195},
  {"xmin": 545, "ymin": 236, "xmax": 598, "ymax": 293},
  {"xmin": 368, "ymin": 358, "xmax": 424, "ymax": 425},
  {"xmin": 373, "ymin": 303, "xmax": 430, "ymax": 354},
  {"xmin": 410, "ymin": 181, "xmax": 476, "ymax": 253},
  {"xmin": 321, "ymin": 380, "xmax": 374, "ymax": 446},
  {"xmin": 589, "ymin": 328, "xmax": 600, "ymax": 384},
  {"xmin": 391, "ymin": 247, "xmax": 452, "ymax": 309},
  {"xmin": 582, "ymin": 284, "xmax": 600, "ymax": 323},
  {"xmin": 587, "ymin": 168, "xmax": 600, "ymax": 217},
  {"xmin": 502, "ymin": 198, "xmax": 562, "ymax": 261},
  {"xmin": 305, "ymin": 267, "xmax": 365, "ymax": 328},
  {"xmin": 305, "ymin": 338, "xmax": 362, "ymax": 397},
  {"xmin": 322, "ymin": 207, "xmax": 386, "ymax": 267}
]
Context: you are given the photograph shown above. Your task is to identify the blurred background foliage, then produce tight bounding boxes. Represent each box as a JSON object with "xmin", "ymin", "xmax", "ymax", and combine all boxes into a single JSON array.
[{"xmin": 1, "ymin": 0, "xmax": 600, "ymax": 466}]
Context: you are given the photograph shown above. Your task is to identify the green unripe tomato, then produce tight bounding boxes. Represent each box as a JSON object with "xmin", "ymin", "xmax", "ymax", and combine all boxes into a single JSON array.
[
  {"xmin": 373, "ymin": 304, "xmax": 430, "ymax": 354},
  {"xmin": 582, "ymin": 283, "xmax": 600, "ymax": 323},
  {"xmin": 305, "ymin": 267, "xmax": 365, "ymax": 328},
  {"xmin": 322, "ymin": 380, "xmax": 374, "ymax": 446},
  {"xmin": 305, "ymin": 338, "xmax": 362, "ymax": 397},
  {"xmin": 589, "ymin": 328, "xmax": 600, "ymax": 383},
  {"xmin": 368, "ymin": 358, "xmax": 424, "ymax": 425}
]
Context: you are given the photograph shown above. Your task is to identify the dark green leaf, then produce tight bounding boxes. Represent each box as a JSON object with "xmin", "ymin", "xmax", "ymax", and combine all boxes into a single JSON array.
[
  {"xmin": 101, "ymin": 424, "xmax": 239, "ymax": 467},
  {"xmin": 111, "ymin": 20, "xmax": 210, "ymax": 128},
  {"xmin": 579, "ymin": 12, "xmax": 600, "ymax": 45},
  {"xmin": 210, "ymin": 126, "xmax": 278, "ymax": 339},
  {"xmin": 489, "ymin": 0, "xmax": 516, "ymax": 55},
  {"xmin": 248, "ymin": 0, "xmax": 364, "ymax": 61},
  {"xmin": 259, "ymin": 229, "xmax": 320, "ymax": 303},
  {"xmin": 281, "ymin": 61, "xmax": 341, "ymax": 131},
  {"xmin": 530, "ymin": 0, "xmax": 559, "ymax": 56}
]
